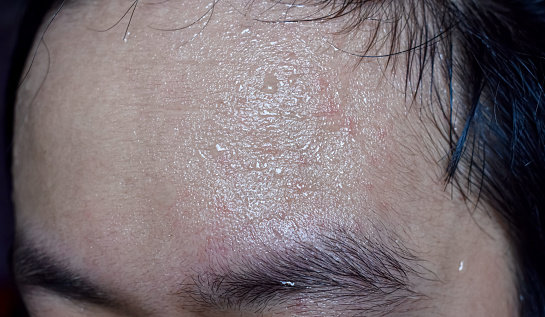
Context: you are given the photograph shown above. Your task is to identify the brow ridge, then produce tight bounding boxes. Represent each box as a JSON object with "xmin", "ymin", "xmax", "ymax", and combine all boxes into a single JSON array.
[
  {"xmin": 12, "ymin": 237, "xmax": 123, "ymax": 310},
  {"xmin": 178, "ymin": 227, "xmax": 428, "ymax": 315}
]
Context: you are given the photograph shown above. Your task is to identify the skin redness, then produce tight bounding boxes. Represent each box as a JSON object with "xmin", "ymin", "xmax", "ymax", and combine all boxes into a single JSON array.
[{"xmin": 13, "ymin": 0, "xmax": 516, "ymax": 316}]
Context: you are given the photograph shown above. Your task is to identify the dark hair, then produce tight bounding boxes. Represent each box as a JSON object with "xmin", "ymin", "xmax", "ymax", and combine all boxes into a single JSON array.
[
  {"xmin": 5, "ymin": 0, "xmax": 545, "ymax": 315},
  {"xmin": 440, "ymin": 1, "xmax": 545, "ymax": 315}
]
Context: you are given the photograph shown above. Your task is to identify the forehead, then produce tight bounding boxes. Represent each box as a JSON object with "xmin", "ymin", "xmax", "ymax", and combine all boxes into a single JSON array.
[
  {"xmin": 15, "ymin": 0, "xmax": 432, "ymax": 238},
  {"xmin": 12, "ymin": 0, "xmax": 506, "ymax": 314}
]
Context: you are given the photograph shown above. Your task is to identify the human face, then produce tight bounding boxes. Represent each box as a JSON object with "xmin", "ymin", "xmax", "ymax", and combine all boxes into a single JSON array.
[{"xmin": 13, "ymin": 0, "xmax": 515, "ymax": 316}]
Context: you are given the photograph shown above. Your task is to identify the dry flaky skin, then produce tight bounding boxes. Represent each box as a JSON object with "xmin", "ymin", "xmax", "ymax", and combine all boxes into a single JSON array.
[{"xmin": 13, "ymin": 0, "xmax": 515, "ymax": 316}]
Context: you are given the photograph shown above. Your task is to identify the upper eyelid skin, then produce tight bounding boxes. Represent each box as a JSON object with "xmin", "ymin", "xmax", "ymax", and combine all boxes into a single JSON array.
[{"xmin": 22, "ymin": 290, "xmax": 133, "ymax": 317}]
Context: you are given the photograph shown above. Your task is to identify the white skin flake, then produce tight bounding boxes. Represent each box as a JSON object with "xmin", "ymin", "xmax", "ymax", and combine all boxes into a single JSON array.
[{"xmin": 216, "ymin": 144, "xmax": 228, "ymax": 151}]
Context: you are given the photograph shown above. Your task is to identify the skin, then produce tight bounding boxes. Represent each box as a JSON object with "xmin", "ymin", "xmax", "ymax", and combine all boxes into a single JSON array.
[{"xmin": 13, "ymin": 0, "xmax": 516, "ymax": 316}]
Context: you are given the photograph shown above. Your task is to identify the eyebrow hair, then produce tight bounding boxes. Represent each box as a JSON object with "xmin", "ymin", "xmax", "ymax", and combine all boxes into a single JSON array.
[
  {"xmin": 14, "ymin": 227, "xmax": 429, "ymax": 315},
  {"xmin": 12, "ymin": 237, "xmax": 125, "ymax": 311},
  {"xmin": 178, "ymin": 228, "xmax": 429, "ymax": 315}
]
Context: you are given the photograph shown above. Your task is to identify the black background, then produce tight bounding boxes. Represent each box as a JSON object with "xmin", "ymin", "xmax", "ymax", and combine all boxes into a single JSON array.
[{"xmin": 1, "ymin": 0, "xmax": 32, "ymax": 316}]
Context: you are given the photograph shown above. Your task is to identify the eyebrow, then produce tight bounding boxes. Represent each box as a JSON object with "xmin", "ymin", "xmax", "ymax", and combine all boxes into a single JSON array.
[
  {"xmin": 13, "ymin": 228, "xmax": 428, "ymax": 315},
  {"xmin": 178, "ymin": 228, "xmax": 428, "ymax": 315},
  {"xmin": 12, "ymin": 237, "xmax": 125, "ymax": 311}
]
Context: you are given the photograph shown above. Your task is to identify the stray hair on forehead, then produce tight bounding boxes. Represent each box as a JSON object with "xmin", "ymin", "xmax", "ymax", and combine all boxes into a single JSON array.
[{"xmin": 6, "ymin": 0, "xmax": 545, "ymax": 316}]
